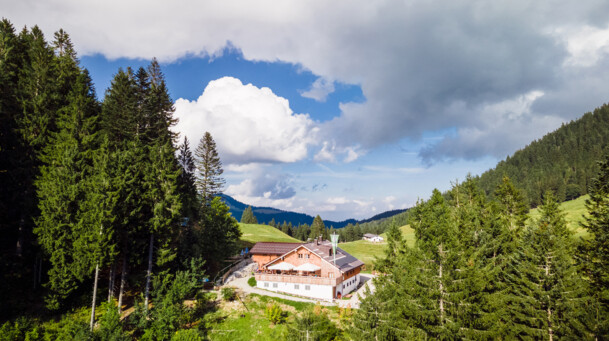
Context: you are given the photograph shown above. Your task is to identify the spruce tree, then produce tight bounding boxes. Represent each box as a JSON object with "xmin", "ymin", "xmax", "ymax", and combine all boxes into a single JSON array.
[
  {"xmin": 198, "ymin": 197, "xmax": 241, "ymax": 273},
  {"xmin": 374, "ymin": 218, "xmax": 403, "ymax": 273},
  {"xmin": 502, "ymin": 192, "xmax": 590, "ymax": 339},
  {"xmin": 34, "ymin": 68, "xmax": 106, "ymax": 309},
  {"xmin": 579, "ymin": 153, "xmax": 609, "ymax": 338},
  {"xmin": 309, "ymin": 215, "xmax": 325, "ymax": 240},
  {"xmin": 176, "ymin": 136, "xmax": 198, "ymax": 221},
  {"xmin": 240, "ymin": 206, "xmax": 257, "ymax": 224},
  {"xmin": 195, "ymin": 132, "xmax": 224, "ymax": 204},
  {"xmin": 0, "ymin": 19, "xmax": 30, "ymax": 316}
]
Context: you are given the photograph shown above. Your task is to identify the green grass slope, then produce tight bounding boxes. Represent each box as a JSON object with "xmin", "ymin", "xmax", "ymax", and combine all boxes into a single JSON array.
[
  {"xmin": 339, "ymin": 225, "xmax": 415, "ymax": 272},
  {"xmin": 529, "ymin": 194, "xmax": 589, "ymax": 238},
  {"xmin": 238, "ymin": 223, "xmax": 300, "ymax": 249}
]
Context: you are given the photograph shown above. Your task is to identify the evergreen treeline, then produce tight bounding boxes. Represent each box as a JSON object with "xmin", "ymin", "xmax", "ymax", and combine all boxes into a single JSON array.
[
  {"xmin": 351, "ymin": 161, "xmax": 609, "ymax": 339},
  {"xmin": 478, "ymin": 103, "xmax": 609, "ymax": 206},
  {"xmin": 266, "ymin": 210, "xmax": 409, "ymax": 243},
  {"xmin": 0, "ymin": 19, "xmax": 241, "ymax": 337}
]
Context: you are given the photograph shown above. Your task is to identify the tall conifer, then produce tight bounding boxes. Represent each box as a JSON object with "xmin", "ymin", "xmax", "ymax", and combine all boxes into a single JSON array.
[
  {"xmin": 579, "ymin": 153, "xmax": 609, "ymax": 338},
  {"xmin": 195, "ymin": 132, "xmax": 224, "ymax": 204}
]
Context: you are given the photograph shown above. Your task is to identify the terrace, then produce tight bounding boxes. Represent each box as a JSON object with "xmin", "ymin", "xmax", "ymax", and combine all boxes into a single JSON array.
[{"xmin": 255, "ymin": 272, "xmax": 341, "ymax": 286}]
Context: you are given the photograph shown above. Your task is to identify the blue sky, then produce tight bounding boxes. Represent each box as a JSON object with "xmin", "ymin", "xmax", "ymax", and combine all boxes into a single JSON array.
[{"xmin": 5, "ymin": 1, "xmax": 609, "ymax": 220}]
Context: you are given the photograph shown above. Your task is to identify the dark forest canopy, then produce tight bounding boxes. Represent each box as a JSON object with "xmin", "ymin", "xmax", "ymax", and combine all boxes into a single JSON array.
[
  {"xmin": 0, "ymin": 20, "xmax": 240, "ymax": 337},
  {"xmin": 477, "ymin": 103, "xmax": 609, "ymax": 207}
]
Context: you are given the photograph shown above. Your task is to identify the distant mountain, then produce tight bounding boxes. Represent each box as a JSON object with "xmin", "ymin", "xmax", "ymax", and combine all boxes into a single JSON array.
[
  {"xmin": 477, "ymin": 103, "xmax": 609, "ymax": 206},
  {"xmin": 219, "ymin": 194, "xmax": 407, "ymax": 228}
]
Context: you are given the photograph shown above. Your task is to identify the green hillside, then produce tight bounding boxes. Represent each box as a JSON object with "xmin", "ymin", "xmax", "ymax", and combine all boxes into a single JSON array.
[
  {"xmin": 338, "ymin": 225, "xmax": 415, "ymax": 272},
  {"xmin": 477, "ymin": 104, "xmax": 609, "ymax": 206},
  {"xmin": 238, "ymin": 223, "xmax": 300, "ymax": 248},
  {"xmin": 529, "ymin": 194, "xmax": 589, "ymax": 238}
]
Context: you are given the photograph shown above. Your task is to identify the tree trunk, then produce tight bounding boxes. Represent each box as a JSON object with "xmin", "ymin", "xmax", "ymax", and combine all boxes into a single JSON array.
[
  {"xmin": 118, "ymin": 255, "xmax": 127, "ymax": 314},
  {"xmin": 90, "ymin": 262, "xmax": 100, "ymax": 331},
  {"xmin": 546, "ymin": 255, "xmax": 553, "ymax": 341},
  {"xmin": 438, "ymin": 244, "xmax": 445, "ymax": 326},
  {"xmin": 108, "ymin": 262, "xmax": 116, "ymax": 302},
  {"xmin": 144, "ymin": 233, "xmax": 154, "ymax": 311}
]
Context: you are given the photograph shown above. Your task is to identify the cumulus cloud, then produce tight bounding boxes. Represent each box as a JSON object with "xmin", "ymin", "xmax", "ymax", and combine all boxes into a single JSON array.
[
  {"xmin": 300, "ymin": 77, "xmax": 335, "ymax": 102},
  {"xmin": 173, "ymin": 76, "xmax": 317, "ymax": 165},
  {"xmin": 7, "ymin": 0, "xmax": 609, "ymax": 162},
  {"xmin": 313, "ymin": 141, "xmax": 363, "ymax": 163},
  {"xmin": 226, "ymin": 167, "xmax": 296, "ymax": 200}
]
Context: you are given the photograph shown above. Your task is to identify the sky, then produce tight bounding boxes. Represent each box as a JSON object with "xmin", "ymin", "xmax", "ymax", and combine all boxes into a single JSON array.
[{"xmin": 3, "ymin": 0, "xmax": 609, "ymax": 221}]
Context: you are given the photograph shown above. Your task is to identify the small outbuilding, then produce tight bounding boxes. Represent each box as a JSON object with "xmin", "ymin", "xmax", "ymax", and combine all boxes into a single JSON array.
[{"xmin": 362, "ymin": 233, "xmax": 384, "ymax": 242}]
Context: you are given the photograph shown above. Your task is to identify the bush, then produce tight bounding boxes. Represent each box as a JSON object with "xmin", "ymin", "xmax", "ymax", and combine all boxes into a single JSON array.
[
  {"xmin": 96, "ymin": 302, "xmax": 129, "ymax": 341},
  {"xmin": 265, "ymin": 303, "xmax": 287, "ymax": 325},
  {"xmin": 287, "ymin": 309, "xmax": 340, "ymax": 341},
  {"xmin": 221, "ymin": 287, "xmax": 236, "ymax": 301},
  {"xmin": 247, "ymin": 277, "xmax": 257, "ymax": 287},
  {"xmin": 171, "ymin": 329, "xmax": 204, "ymax": 341}
]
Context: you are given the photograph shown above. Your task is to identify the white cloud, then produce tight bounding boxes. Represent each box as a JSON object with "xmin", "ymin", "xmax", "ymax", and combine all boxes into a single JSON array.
[
  {"xmin": 420, "ymin": 90, "xmax": 566, "ymax": 163},
  {"xmin": 173, "ymin": 76, "xmax": 317, "ymax": 165},
  {"xmin": 225, "ymin": 166, "xmax": 296, "ymax": 200},
  {"xmin": 300, "ymin": 77, "xmax": 335, "ymax": 102},
  {"xmin": 555, "ymin": 24, "xmax": 609, "ymax": 67},
  {"xmin": 313, "ymin": 141, "xmax": 363, "ymax": 163},
  {"xmin": 6, "ymin": 0, "xmax": 609, "ymax": 162}
]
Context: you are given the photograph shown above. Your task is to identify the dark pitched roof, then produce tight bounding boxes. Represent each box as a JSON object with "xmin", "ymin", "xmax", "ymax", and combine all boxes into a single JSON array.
[
  {"xmin": 250, "ymin": 242, "xmax": 302, "ymax": 255},
  {"xmin": 302, "ymin": 240, "xmax": 365, "ymax": 273}
]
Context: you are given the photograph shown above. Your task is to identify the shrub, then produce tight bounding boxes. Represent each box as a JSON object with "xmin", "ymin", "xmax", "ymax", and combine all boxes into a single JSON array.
[
  {"xmin": 247, "ymin": 276, "xmax": 257, "ymax": 287},
  {"xmin": 96, "ymin": 302, "xmax": 129, "ymax": 341},
  {"xmin": 265, "ymin": 303, "xmax": 287, "ymax": 325},
  {"xmin": 287, "ymin": 309, "xmax": 340, "ymax": 341},
  {"xmin": 171, "ymin": 329, "xmax": 204, "ymax": 341},
  {"xmin": 221, "ymin": 287, "xmax": 236, "ymax": 301},
  {"xmin": 205, "ymin": 292, "xmax": 218, "ymax": 301}
]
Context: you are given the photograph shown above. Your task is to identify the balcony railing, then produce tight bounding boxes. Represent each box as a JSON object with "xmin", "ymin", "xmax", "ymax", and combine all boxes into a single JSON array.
[{"xmin": 255, "ymin": 273, "xmax": 340, "ymax": 286}]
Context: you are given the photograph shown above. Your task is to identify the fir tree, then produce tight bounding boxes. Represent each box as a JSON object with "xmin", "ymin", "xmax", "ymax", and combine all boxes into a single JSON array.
[
  {"xmin": 34, "ymin": 69, "xmax": 106, "ymax": 309},
  {"xmin": 240, "ymin": 206, "xmax": 257, "ymax": 224},
  {"xmin": 309, "ymin": 215, "xmax": 325, "ymax": 240},
  {"xmin": 194, "ymin": 132, "xmax": 224, "ymax": 204},
  {"xmin": 502, "ymin": 192, "xmax": 590, "ymax": 339},
  {"xmin": 375, "ymin": 218, "xmax": 403, "ymax": 273},
  {"xmin": 197, "ymin": 197, "xmax": 241, "ymax": 273},
  {"xmin": 176, "ymin": 136, "xmax": 198, "ymax": 221},
  {"xmin": 579, "ymin": 153, "xmax": 609, "ymax": 338}
]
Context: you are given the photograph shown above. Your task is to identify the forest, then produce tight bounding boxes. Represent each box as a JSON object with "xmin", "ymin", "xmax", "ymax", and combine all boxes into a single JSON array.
[
  {"xmin": 477, "ymin": 103, "xmax": 609, "ymax": 207},
  {"xmin": 352, "ymin": 162, "xmax": 609, "ymax": 339},
  {"xmin": 0, "ymin": 20, "xmax": 242, "ymax": 339}
]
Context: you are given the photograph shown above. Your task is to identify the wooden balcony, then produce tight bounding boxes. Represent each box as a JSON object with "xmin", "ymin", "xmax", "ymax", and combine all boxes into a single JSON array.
[{"xmin": 255, "ymin": 273, "xmax": 340, "ymax": 286}]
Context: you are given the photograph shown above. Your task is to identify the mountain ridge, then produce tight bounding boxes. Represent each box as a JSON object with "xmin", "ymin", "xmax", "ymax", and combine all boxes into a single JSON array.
[{"xmin": 219, "ymin": 194, "xmax": 407, "ymax": 228}]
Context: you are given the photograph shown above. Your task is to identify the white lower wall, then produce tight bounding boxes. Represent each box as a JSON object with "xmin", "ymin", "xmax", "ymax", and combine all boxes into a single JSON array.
[
  {"xmin": 257, "ymin": 280, "xmax": 334, "ymax": 300},
  {"xmin": 337, "ymin": 274, "xmax": 360, "ymax": 297}
]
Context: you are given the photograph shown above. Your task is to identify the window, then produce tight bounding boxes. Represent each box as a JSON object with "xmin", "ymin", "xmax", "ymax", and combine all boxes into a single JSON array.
[
  {"xmin": 273, "ymin": 283, "xmax": 278, "ymax": 288},
  {"xmin": 329, "ymin": 273, "xmax": 333, "ymax": 278},
  {"xmin": 294, "ymin": 284, "xmax": 299, "ymax": 289},
  {"xmin": 264, "ymin": 282, "xmax": 269, "ymax": 288},
  {"xmin": 305, "ymin": 285, "xmax": 311, "ymax": 290},
  {"xmin": 306, "ymin": 254, "xmax": 310, "ymax": 259},
  {"xmin": 298, "ymin": 254, "xmax": 302, "ymax": 259}
]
